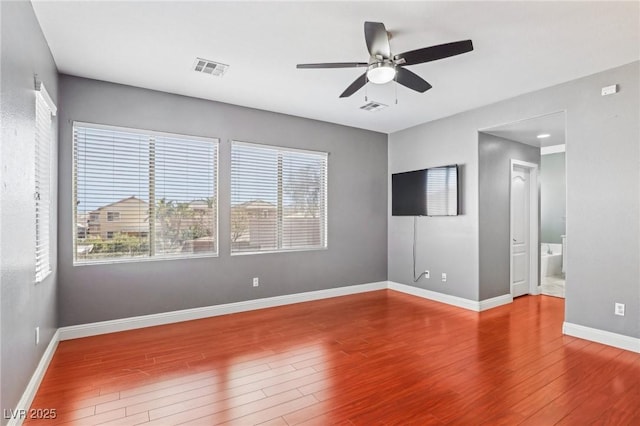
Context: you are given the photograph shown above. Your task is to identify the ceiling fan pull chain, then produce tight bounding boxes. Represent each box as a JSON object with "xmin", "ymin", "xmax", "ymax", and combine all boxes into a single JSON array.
[{"xmin": 395, "ymin": 79, "xmax": 398, "ymax": 104}]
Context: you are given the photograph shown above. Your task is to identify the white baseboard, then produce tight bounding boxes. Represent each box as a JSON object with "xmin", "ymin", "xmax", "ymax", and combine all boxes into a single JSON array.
[
  {"xmin": 7, "ymin": 330, "xmax": 60, "ymax": 426},
  {"xmin": 562, "ymin": 322, "xmax": 640, "ymax": 353},
  {"xmin": 387, "ymin": 281, "xmax": 512, "ymax": 312},
  {"xmin": 479, "ymin": 293, "xmax": 514, "ymax": 311},
  {"xmin": 59, "ymin": 281, "xmax": 388, "ymax": 341},
  {"xmin": 59, "ymin": 281, "xmax": 512, "ymax": 342}
]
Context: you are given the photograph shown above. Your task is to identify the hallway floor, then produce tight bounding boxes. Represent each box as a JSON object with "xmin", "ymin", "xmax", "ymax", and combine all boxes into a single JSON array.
[{"xmin": 541, "ymin": 274, "xmax": 566, "ymax": 298}]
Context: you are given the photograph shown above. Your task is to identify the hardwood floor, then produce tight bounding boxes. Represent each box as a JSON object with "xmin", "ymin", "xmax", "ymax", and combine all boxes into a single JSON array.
[{"xmin": 26, "ymin": 290, "xmax": 639, "ymax": 425}]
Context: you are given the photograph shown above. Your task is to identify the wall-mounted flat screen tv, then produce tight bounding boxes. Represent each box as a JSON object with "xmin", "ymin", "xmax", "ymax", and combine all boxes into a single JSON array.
[{"xmin": 392, "ymin": 164, "xmax": 459, "ymax": 216}]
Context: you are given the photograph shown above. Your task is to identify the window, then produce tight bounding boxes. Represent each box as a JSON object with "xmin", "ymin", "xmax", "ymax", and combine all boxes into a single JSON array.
[
  {"xmin": 35, "ymin": 82, "xmax": 56, "ymax": 282},
  {"xmin": 107, "ymin": 211, "xmax": 120, "ymax": 222},
  {"xmin": 230, "ymin": 141, "xmax": 327, "ymax": 254},
  {"xmin": 73, "ymin": 123, "xmax": 218, "ymax": 263},
  {"xmin": 107, "ymin": 212, "xmax": 120, "ymax": 222}
]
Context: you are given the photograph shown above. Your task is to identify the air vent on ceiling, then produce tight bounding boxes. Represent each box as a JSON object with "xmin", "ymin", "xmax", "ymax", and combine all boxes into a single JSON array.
[
  {"xmin": 193, "ymin": 57, "xmax": 229, "ymax": 77},
  {"xmin": 359, "ymin": 101, "xmax": 388, "ymax": 112}
]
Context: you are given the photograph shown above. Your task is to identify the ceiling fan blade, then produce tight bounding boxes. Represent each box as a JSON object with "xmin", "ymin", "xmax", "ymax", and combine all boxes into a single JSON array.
[
  {"xmin": 395, "ymin": 67, "xmax": 432, "ymax": 93},
  {"xmin": 339, "ymin": 72, "xmax": 368, "ymax": 98},
  {"xmin": 364, "ymin": 22, "xmax": 391, "ymax": 59},
  {"xmin": 394, "ymin": 40, "xmax": 473, "ymax": 66},
  {"xmin": 297, "ymin": 62, "xmax": 368, "ymax": 69}
]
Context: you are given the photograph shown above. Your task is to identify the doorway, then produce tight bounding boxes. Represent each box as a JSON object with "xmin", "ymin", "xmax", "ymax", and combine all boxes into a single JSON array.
[
  {"xmin": 478, "ymin": 110, "xmax": 566, "ymax": 301},
  {"xmin": 540, "ymin": 145, "xmax": 567, "ymax": 297},
  {"xmin": 510, "ymin": 160, "xmax": 539, "ymax": 297}
]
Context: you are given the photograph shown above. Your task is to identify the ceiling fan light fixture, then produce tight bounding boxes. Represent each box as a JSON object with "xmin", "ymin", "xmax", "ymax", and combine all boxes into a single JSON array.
[{"xmin": 367, "ymin": 62, "xmax": 396, "ymax": 84}]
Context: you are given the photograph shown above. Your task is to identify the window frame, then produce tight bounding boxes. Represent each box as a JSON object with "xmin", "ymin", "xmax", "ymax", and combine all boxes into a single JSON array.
[
  {"xmin": 72, "ymin": 121, "xmax": 219, "ymax": 265},
  {"xmin": 230, "ymin": 140, "xmax": 328, "ymax": 256}
]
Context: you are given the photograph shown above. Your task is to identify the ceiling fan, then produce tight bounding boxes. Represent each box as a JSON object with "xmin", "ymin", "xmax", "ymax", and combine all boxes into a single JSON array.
[{"xmin": 296, "ymin": 22, "xmax": 473, "ymax": 98}]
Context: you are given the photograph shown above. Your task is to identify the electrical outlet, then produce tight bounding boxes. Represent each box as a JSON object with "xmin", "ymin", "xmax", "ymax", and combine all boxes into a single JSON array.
[
  {"xmin": 424, "ymin": 270, "xmax": 430, "ymax": 279},
  {"xmin": 614, "ymin": 303, "xmax": 625, "ymax": 316},
  {"xmin": 252, "ymin": 277, "xmax": 259, "ymax": 287},
  {"xmin": 441, "ymin": 273, "xmax": 447, "ymax": 282},
  {"xmin": 35, "ymin": 327, "xmax": 40, "ymax": 345}
]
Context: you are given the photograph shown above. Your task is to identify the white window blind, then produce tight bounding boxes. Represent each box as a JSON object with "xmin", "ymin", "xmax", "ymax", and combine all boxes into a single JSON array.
[
  {"xmin": 35, "ymin": 83, "xmax": 56, "ymax": 283},
  {"xmin": 230, "ymin": 141, "xmax": 327, "ymax": 254},
  {"xmin": 73, "ymin": 123, "xmax": 218, "ymax": 263}
]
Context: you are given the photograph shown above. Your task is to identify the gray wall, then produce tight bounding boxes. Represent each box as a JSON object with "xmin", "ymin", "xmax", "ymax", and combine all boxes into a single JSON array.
[
  {"xmin": 566, "ymin": 63, "xmax": 639, "ymax": 338},
  {"xmin": 388, "ymin": 122, "xmax": 478, "ymax": 301},
  {"xmin": 0, "ymin": 0, "xmax": 58, "ymax": 421},
  {"xmin": 389, "ymin": 61, "xmax": 639, "ymax": 340},
  {"xmin": 478, "ymin": 133, "xmax": 540, "ymax": 300},
  {"xmin": 57, "ymin": 75, "xmax": 388, "ymax": 326},
  {"xmin": 541, "ymin": 152, "xmax": 566, "ymax": 244}
]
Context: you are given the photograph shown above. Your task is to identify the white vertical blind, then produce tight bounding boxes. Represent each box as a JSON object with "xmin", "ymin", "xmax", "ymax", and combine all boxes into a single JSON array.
[
  {"xmin": 230, "ymin": 141, "xmax": 327, "ymax": 254},
  {"xmin": 35, "ymin": 85, "xmax": 55, "ymax": 282},
  {"xmin": 73, "ymin": 123, "xmax": 218, "ymax": 263}
]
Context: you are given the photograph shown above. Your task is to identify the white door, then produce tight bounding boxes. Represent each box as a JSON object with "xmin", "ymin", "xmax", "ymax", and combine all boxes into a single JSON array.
[{"xmin": 511, "ymin": 166, "xmax": 530, "ymax": 297}]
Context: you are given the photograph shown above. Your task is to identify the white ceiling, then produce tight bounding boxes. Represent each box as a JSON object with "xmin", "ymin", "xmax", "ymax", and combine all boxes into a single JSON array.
[
  {"xmin": 32, "ymin": 1, "xmax": 639, "ymax": 134},
  {"xmin": 481, "ymin": 111, "xmax": 566, "ymax": 148}
]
